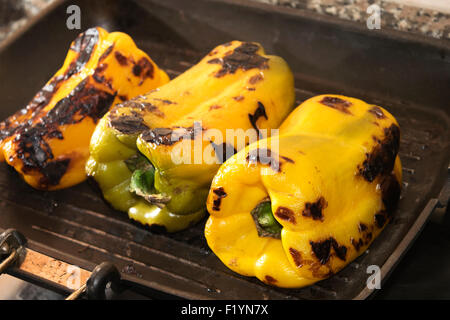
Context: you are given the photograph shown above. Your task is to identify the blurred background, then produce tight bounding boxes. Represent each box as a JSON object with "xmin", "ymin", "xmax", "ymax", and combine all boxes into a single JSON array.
[{"xmin": 1, "ymin": 0, "xmax": 449, "ymax": 42}]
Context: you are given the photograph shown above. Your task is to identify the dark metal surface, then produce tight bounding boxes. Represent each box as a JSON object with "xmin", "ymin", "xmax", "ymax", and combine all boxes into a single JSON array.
[
  {"xmin": 375, "ymin": 205, "xmax": 450, "ymax": 299},
  {"xmin": 0, "ymin": 0, "xmax": 448, "ymax": 299}
]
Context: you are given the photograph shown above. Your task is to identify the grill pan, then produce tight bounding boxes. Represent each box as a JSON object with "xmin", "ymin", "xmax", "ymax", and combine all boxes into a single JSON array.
[{"xmin": 0, "ymin": 0, "xmax": 449, "ymax": 300}]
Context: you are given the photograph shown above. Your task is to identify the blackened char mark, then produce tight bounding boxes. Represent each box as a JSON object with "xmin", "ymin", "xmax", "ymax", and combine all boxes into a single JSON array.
[
  {"xmin": 213, "ymin": 187, "xmax": 227, "ymax": 197},
  {"xmin": 289, "ymin": 247, "xmax": 303, "ymax": 267},
  {"xmin": 109, "ymin": 114, "xmax": 148, "ymax": 135},
  {"xmin": 310, "ymin": 239, "xmax": 332, "ymax": 264},
  {"xmin": 47, "ymin": 79, "xmax": 115, "ymax": 124},
  {"xmin": 153, "ymin": 98, "xmax": 176, "ymax": 105},
  {"xmin": 94, "ymin": 63, "xmax": 108, "ymax": 75},
  {"xmin": 352, "ymin": 221, "xmax": 376, "ymax": 251},
  {"xmin": 210, "ymin": 141, "xmax": 237, "ymax": 164},
  {"xmin": 38, "ymin": 158, "xmax": 71, "ymax": 187},
  {"xmin": 310, "ymin": 237, "xmax": 347, "ymax": 264},
  {"xmin": 302, "ymin": 197, "xmax": 328, "ymax": 221},
  {"xmin": 246, "ymin": 148, "xmax": 293, "ymax": 172},
  {"xmin": 67, "ymin": 28, "xmax": 99, "ymax": 78},
  {"xmin": 280, "ymin": 155, "xmax": 294, "ymax": 163},
  {"xmin": 275, "ymin": 206, "xmax": 296, "ymax": 224},
  {"xmin": 144, "ymin": 103, "xmax": 165, "ymax": 118},
  {"xmin": 92, "ymin": 63, "xmax": 111, "ymax": 88},
  {"xmin": 99, "ymin": 44, "xmax": 114, "ymax": 62},
  {"xmin": 290, "ymin": 245, "xmax": 341, "ymax": 279},
  {"xmin": 207, "ymin": 42, "xmax": 269, "ymax": 78},
  {"xmin": 93, "ymin": 65, "xmax": 114, "ymax": 92},
  {"xmin": 358, "ymin": 223, "xmax": 368, "ymax": 232},
  {"xmin": 140, "ymin": 124, "xmax": 202, "ymax": 146},
  {"xmin": 70, "ymin": 27, "xmax": 99, "ymax": 53},
  {"xmin": 265, "ymin": 276, "xmax": 277, "ymax": 284},
  {"xmin": 132, "ymin": 57, "xmax": 155, "ymax": 80},
  {"xmin": 114, "ymin": 51, "xmax": 128, "ymax": 66},
  {"xmin": 247, "ymin": 148, "xmax": 275, "ymax": 166},
  {"xmin": 332, "ymin": 241, "xmax": 348, "ymax": 262},
  {"xmin": 358, "ymin": 124, "xmax": 400, "ymax": 182},
  {"xmin": 15, "ymin": 123, "xmax": 61, "ymax": 170},
  {"xmin": 93, "ymin": 74, "xmax": 105, "ymax": 84},
  {"xmin": 209, "ymin": 105, "xmax": 221, "ymax": 111},
  {"xmin": 248, "ymin": 102, "xmax": 268, "ymax": 138},
  {"xmin": 320, "ymin": 96, "xmax": 353, "ymax": 115},
  {"xmin": 351, "ymin": 238, "xmax": 364, "ymax": 251},
  {"xmin": 140, "ymin": 128, "xmax": 174, "ymax": 145},
  {"xmin": 380, "ymin": 173, "xmax": 401, "ymax": 214},
  {"xmin": 374, "ymin": 211, "xmax": 388, "ymax": 228},
  {"xmin": 120, "ymin": 100, "xmax": 165, "ymax": 118},
  {"xmin": 369, "ymin": 106, "xmax": 386, "ymax": 119},
  {"xmin": 212, "ymin": 187, "xmax": 227, "ymax": 211},
  {"xmin": 248, "ymin": 74, "xmax": 263, "ymax": 84}
]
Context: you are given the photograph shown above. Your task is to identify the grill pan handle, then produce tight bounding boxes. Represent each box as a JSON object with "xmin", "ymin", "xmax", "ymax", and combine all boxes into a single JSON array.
[
  {"xmin": 0, "ymin": 229, "xmax": 127, "ymax": 300},
  {"xmin": 66, "ymin": 262, "xmax": 123, "ymax": 300},
  {"xmin": 0, "ymin": 229, "xmax": 27, "ymax": 275}
]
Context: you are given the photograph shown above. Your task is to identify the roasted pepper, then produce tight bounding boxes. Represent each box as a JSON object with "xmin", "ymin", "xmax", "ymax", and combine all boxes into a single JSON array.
[
  {"xmin": 205, "ymin": 94, "xmax": 402, "ymax": 288},
  {"xmin": 86, "ymin": 41, "xmax": 295, "ymax": 232},
  {"xmin": 0, "ymin": 27, "xmax": 169, "ymax": 190}
]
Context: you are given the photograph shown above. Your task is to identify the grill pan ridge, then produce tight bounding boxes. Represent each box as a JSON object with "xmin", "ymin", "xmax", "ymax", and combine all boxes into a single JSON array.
[{"xmin": 0, "ymin": 0, "xmax": 448, "ymax": 300}]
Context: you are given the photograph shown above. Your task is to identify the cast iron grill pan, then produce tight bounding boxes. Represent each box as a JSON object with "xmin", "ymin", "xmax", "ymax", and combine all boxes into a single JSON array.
[{"xmin": 0, "ymin": 0, "xmax": 448, "ymax": 299}]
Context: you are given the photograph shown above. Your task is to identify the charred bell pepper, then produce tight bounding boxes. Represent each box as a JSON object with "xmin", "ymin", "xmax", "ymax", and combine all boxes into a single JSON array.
[
  {"xmin": 0, "ymin": 27, "xmax": 169, "ymax": 190},
  {"xmin": 205, "ymin": 94, "xmax": 402, "ymax": 288},
  {"xmin": 86, "ymin": 41, "xmax": 295, "ymax": 232}
]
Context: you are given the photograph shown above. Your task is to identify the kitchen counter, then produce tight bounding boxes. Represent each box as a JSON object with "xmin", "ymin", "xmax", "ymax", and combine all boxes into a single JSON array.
[{"xmin": 254, "ymin": 0, "xmax": 450, "ymax": 39}]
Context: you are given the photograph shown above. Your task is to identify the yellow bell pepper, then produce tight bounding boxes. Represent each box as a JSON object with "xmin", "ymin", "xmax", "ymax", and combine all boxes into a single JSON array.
[
  {"xmin": 0, "ymin": 27, "xmax": 169, "ymax": 190},
  {"xmin": 86, "ymin": 41, "xmax": 295, "ymax": 232},
  {"xmin": 205, "ymin": 94, "xmax": 402, "ymax": 288}
]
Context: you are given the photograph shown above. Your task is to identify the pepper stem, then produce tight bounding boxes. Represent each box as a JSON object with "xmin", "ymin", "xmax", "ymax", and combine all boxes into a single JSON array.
[
  {"xmin": 250, "ymin": 199, "xmax": 282, "ymax": 239},
  {"xmin": 127, "ymin": 153, "xmax": 171, "ymax": 208}
]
